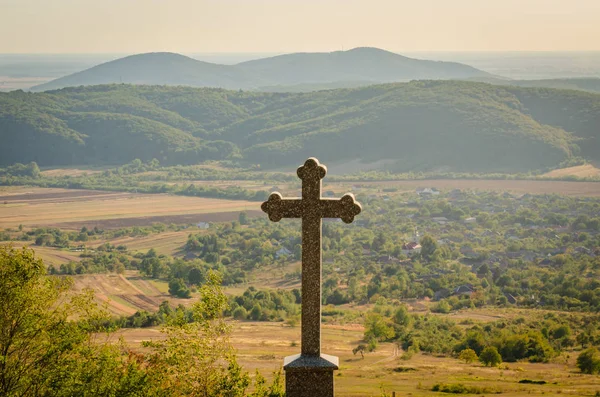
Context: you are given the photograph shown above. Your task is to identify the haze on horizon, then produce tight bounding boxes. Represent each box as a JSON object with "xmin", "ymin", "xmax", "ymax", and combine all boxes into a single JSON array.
[{"xmin": 1, "ymin": 0, "xmax": 599, "ymax": 54}]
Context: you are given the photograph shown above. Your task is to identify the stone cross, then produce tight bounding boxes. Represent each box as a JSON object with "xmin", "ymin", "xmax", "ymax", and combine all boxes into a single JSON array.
[{"xmin": 261, "ymin": 157, "xmax": 361, "ymax": 397}]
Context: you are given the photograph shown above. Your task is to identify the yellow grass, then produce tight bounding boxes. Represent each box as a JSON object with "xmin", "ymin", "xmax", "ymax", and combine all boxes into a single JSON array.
[
  {"xmin": 543, "ymin": 164, "xmax": 600, "ymax": 178},
  {"xmin": 88, "ymin": 231, "xmax": 191, "ymax": 256},
  {"xmin": 40, "ymin": 168, "xmax": 104, "ymax": 177},
  {"xmin": 68, "ymin": 272, "xmax": 195, "ymax": 316},
  {"xmin": 117, "ymin": 321, "xmax": 600, "ymax": 396},
  {"xmin": 2, "ymin": 242, "xmax": 82, "ymax": 266}
]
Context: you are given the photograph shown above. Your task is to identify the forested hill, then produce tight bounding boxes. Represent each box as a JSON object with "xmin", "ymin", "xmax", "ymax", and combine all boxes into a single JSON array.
[
  {"xmin": 470, "ymin": 77, "xmax": 600, "ymax": 94},
  {"xmin": 30, "ymin": 48, "xmax": 490, "ymax": 92},
  {"xmin": 2, "ymin": 81, "xmax": 599, "ymax": 172}
]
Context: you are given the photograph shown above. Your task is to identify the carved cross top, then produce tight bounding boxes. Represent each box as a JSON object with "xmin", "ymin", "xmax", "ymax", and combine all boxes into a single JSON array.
[{"xmin": 261, "ymin": 158, "xmax": 361, "ymax": 357}]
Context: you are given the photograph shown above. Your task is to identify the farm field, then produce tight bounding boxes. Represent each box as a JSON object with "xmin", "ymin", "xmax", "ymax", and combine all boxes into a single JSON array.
[
  {"xmin": 117, "ymin": 321, "xmax": 600, "ymax": 397},
  {"xmin": 7, "ymin": 241, "xmax": 83, "ymax": 266},
  {"xmin": 69, "ymin": 271, "xmax": 194, "ymax": 316},
  {"xmin": 0, "ymin": 187, "xmax": 259, "ymax": 229},
  {"xmin": 62, "ymin": 268, "xmax": 298, "ymax": 317},
  {"xmin": 87, "ymin": 230, "xmax": 192, "ymax": 256},
  {"xmin": 350, "ymin": 179, "xmax": 600, "ymax": 197}
]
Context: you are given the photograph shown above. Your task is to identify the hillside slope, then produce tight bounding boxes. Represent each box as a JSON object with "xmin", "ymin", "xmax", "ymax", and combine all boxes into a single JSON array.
[
  {"xmin": 237, "ymin": 47, "xmax": 490, "ymax": 85},
  {"xmin": 30, "ymin": 48, "xmax": 490, "ymax": 92},
  {"xmin": 30, "ymin": 53, "xmax": 254, "ymax": 92},
  {"xmin": 2, "ymin": 81, "xmax": 599, "ymax": 172},
  {"xmin": 470, "ymin": 77, "xmax": 600, "ymax": 94}
]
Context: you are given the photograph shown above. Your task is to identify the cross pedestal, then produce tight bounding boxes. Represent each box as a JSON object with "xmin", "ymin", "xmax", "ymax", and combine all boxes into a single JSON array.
[{"xmin": 261, "ymin": 158, "xmax": 362, "ymax": 397}]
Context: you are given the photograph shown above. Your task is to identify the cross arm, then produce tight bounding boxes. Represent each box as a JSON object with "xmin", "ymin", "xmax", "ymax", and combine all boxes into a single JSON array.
[
  {"xmin": 320, "ymin": 194, "xmax": 362, "ymax": 223},
  {"xmin": 261, "ymin": 192, "xmax": 303, "ymax": 222}
]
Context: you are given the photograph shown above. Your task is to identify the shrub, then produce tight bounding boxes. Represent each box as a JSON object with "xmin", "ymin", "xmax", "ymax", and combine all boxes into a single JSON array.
[
  {"xmin": 168, "ymin": 278, "xmax": 191, "ymax": 298},
  {"xmin": 232, "ymin": 306, "xmax": 247, "ymax": 320},
  {"xmin": 577, "ymin": 347, "xmax": 600, "ymax": 374},
  {"xmin": 432, "ymin": 300, "xmax": 451, "ymax": 314},
  {"xmin": 432, "ymin": 383, "xmax": 500, "ymax": 394},
  {"xmin": 480, "ymin": 346, "xmax": 502, "ymax": 367},
  {"xmin": 459, "ymin": 348, "xmax": 478, "ymax": 364}
]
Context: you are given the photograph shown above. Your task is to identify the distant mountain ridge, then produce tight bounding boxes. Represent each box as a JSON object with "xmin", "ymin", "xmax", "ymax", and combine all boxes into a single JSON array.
[
  {"xmin": 2, "ymin": 81, "xmax": 599, "ymax": 172},
  {"xmin": 30, "ymin": 48, "xmax": 491, "ymax": 92}
]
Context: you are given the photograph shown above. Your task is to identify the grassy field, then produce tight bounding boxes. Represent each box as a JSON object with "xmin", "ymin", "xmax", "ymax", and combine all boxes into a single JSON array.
[
  {"xmin": 0, "ymin": 187, "xmax": 259, "ymax": 229},
  {"xmin": 543, "ymin": 164, "xmax": 600, "ymax": 179},
  {"xmin": 7, "ymin": 241, "xmax": 82, "ymax": 266},
  {"xmin": 116, "ymin": 320, "xmax": 600, "ymax": 397},
  {"xmin": 87, "ymin": 230, "xmax": 193, "ymax": 256}
]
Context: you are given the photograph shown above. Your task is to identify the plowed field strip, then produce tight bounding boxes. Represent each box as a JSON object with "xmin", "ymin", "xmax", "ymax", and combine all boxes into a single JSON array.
[
  {"xmin": 116, "ymin": 294, "xmax": 157, "ymax": 312},
  {"xmin": 52, "ymin": 210, "xmax": 264, "ymax": 230}
]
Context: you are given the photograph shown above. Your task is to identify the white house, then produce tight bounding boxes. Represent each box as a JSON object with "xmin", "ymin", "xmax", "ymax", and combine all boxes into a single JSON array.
[
  {"xmin": 416, "ymin": 188, "xmax": 440, "ymax": 196},
  {"xmin": 402, "ymin": 242, "xmax": 422, "ymax": 256},
  {"xmin": 432, "ymin": 216, "xmax": 449, "ymax": 225},
  {"xmin": 197, "ymin": 222, "xmax": 210, "ymax": 229},
  {"xmin": 276, "ymin": 247, "xmax": 292, "ymax": 258}
]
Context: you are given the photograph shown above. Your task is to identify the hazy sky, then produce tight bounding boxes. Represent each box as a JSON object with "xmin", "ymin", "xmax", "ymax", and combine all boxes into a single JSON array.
[{"xmin": 1, "ymin": 0, "xmax": 599, "ymax": 53}]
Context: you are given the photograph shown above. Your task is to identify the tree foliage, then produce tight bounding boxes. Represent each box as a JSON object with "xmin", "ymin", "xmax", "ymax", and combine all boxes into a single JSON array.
[
  {"xmin": 577, "ymin": 348, "xmax": 600, "ymax": 375},
  {"xmin": 479, "ymin": 346, "xmax": 502, "ymax": 367},
  {"xmin": 2, "ymin": 82, "xmax": 599, "ymax": 171}
]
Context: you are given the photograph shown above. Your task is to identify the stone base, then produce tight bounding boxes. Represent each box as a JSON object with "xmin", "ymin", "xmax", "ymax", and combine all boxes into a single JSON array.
[{"xmin": 284, "ymin": 353, "xmax": 339, "ymax": 397}]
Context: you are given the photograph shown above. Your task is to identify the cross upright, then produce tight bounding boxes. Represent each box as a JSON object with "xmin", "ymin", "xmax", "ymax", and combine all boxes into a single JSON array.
[{"xmin": 261, "ymin": 157, "xmax": 361, "ymax": 397}]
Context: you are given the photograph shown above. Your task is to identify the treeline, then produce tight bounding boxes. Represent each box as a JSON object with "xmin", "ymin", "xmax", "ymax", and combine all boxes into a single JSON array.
[
  {"xmin": 108, "ymin": 287, "xmax": 301, "ymax": 329},
  {"xmin": 362, "ymin": 301, "xmax": 600, "ymax": 365}
]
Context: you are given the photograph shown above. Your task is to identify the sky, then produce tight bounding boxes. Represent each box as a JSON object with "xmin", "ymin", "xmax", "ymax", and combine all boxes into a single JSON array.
[{"xmin": 1, "ymin": 0, "xmax": 599, "ymax": 54}]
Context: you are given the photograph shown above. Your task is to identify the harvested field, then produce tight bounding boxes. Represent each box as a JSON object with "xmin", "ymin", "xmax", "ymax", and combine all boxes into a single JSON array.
[
  {"xmin": 88, "ymin": 231, "xmax": 191, "ymax": 256},
  {"xmin": 0, "ymin": 187, "xmax": 260, "ymax": 229},
  {"xmin": 55, "ymin": 210, "xmax": 263, "ymax": 230},
  {"xmin": 347, "ymin": 179, "xmax": 600, "ymax": 197},
  {"xmin": 3, "ymin": 241, "xmax": 82, "ymax": 266},
  {"xmin": 0, "ymin": 188, "xmax": 124, "ymax": 203},
  {"xmin": 69, "ymin": 272, "xmax": 194, "ymax": 316}
]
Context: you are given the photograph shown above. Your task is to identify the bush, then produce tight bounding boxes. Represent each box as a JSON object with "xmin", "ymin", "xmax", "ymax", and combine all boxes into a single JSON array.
[
  {"xmin": 518, "ymin": 379, "xmax": 547, "ymax": 385},
  {"xmin": 432, "ymin": 300, "xmax": 451, "ymax": 314},
  {"xmin": 480, "ymin": 346, "xmax": 502, "ymax": 367},
  {"xmin": 168, "ymin": 278, "xmax": 191, "ymax": 298},
  {"xmin": 577, "ymin": 347, "xmax": 600, "ymax": 374},
  {"xmin": 458, "ymin": 348, "xmax": 478, "ymax": 364},
  {"xmin": 232, "ymin": 306, "xmax": 247, "ymax": 320},
  {"xmin": 432, "ymin": 383, "xmax": 499, "ymax": 394}
]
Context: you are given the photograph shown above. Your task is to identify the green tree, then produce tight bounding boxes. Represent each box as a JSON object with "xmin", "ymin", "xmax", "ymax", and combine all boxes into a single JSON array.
[
  {"xmin": 188, "ymin": 267, "xmax": 204, "ymax": 285},
  {"xmin": 238, "ymin": 211, "xmax": 249, "ymax": 225},
  {"xmin": 364, "ymin": 312, "xmax": 395, "ymax": 343},
  {"xmin": 479, "ymin": 346, "xmax": 502, "ymax": 367},
  {"xmin": 459, "ymin": 348, "xmax": 478, "ymax": 364},
  {"xmin": 420, "ymin": 234, "xmax": 437, "ymax": 261},
  {"xmin": 142, "ymin": 270, "xmax": 279, "ymax": 396},
  {"xmin": 577, "ymin": 348, "xmax": 600, "ymax": 375},
  {"xmin": 392, "ymin": 305, "xmax": 412, "ymax": 327},
  {"xmin": 0, "ymin": 245, "xmax": 148, "ymax": 396},
  {"xmin": 168, "ymin": 278, "xmax": 191, "ymax": 298},
  {"xmin": 232, "ymin": 306, "xmax": 247, "ymax": 320}
]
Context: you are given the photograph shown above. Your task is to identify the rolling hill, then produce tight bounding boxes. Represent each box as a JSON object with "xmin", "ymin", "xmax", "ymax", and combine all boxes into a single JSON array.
[
  {"xmin": 2, "ymin": 81, "xmax": 599, "ymax": 172},
  {"xmin": 470, "ymin": 77, "xmax": 600, "ymax": 94},
  {"xmin": 30, "ymin": 48, "xmax": 491, "ymax": 92}
]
